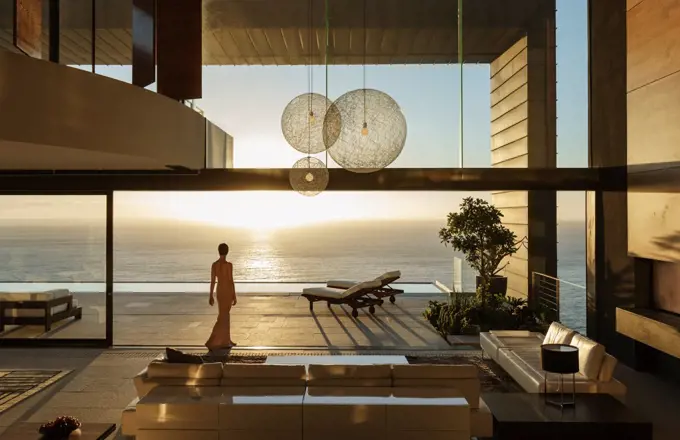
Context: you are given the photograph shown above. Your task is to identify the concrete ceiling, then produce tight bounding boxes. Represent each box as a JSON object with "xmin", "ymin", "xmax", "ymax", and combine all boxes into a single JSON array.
[{"xmin": 0, "ymin": 0, "xmax": 544, "ymax": 65}]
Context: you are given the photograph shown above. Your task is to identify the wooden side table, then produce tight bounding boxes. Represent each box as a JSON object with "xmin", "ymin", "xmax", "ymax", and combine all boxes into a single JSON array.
[{"xmin": 541, "ymin": 343, "xmax": 579, "ymax": 407}]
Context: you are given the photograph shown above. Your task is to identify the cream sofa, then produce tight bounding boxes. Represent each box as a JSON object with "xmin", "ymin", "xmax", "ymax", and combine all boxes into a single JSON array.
[
  {"xmin": 480, "ymin": 322, "xmax": 627, "ymax": 402},
  {"xmin": 123, "ymin": 361, "xmax": 492, "ymax": 439}
]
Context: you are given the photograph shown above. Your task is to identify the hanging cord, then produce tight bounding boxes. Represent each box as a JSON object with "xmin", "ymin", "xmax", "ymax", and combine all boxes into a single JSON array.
[
  {"xmin": 324, "ymin": 0, "xmax": 330, "ymax": 166},
  {"xmin": 307, "ymin": 0, "xmax": 314, "ymax": 158},
  {"xmin": 362, "ymin": 0, "xmax": 367, "ymax": 129},
  {"xmin": 458, "ymin": 0, "xmax": 464, "ymax": 168}
]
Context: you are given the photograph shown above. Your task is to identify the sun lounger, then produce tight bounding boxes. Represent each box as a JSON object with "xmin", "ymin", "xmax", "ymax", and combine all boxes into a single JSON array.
[
  {"xmin": 301, "ymin": 280, "xmax": 383, "ymax": 318},
  {"xmin": 0, "ymin": 289, "xmax": 82, "ymax": 332},
  {"xmin": 327, "ymin": 270, "xmax": 404, "ymax": 303}
]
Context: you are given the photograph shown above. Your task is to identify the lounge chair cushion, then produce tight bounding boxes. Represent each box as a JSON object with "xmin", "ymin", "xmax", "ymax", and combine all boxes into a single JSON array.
[
  {"xmin": 542, "ymin": 321, "xmax": 575, "ymax": 345},
  {"xmin": 571, "ymin": 333, "xmax": 606, "ymax": 380},
  {"xmin": 377, "ymin": 270, "xmax": 401, "ymax": 281},
  {"xmin": 303, "ymin": 280, "xmax": 381, "ymax": 299},
  {"xmin": 0, "ymin": 289, "xmax": 70, "ymax": 302},
  {"xmin": 327, "ymin": 270, "xmax": 402, "ymax": 289}
]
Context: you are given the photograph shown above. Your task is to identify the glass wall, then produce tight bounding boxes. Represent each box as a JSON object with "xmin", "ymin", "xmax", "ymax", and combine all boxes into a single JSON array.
[
  {"xmin": 111, "ymin": 191, "xmax": 485, "ymax": 346},
  {"xmin": 0, "ymin": 195, "xmax": 106, "ymax": 342},
  {"xmin": 557, "ymin": 191, "xmax": 586, "ymax": 333},
  {"xmin": 556, "ymin": 0, "xmax": 588, "ymax": 168}
]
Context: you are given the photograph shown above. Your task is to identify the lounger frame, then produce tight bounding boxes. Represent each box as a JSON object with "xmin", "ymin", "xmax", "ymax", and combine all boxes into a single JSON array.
[
  {"xmin": 0, "ymin": 294, "xmax": 83, "ymax": 332},
  {"xmin": 369, "ymin": 275, "xmax": 405, "ymax": 303},
  {"xmin": 302, "ymin": 287, "xmax": 383, "ymax": 318}
]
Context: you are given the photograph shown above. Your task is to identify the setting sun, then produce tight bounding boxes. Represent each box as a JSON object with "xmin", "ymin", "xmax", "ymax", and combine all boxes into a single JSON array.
[{"xmin": 122, "ymin": 191, "xmax": 375, "ymax": 230}]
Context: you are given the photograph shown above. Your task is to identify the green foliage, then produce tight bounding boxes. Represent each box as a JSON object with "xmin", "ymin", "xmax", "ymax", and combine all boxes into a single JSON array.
[
  {"xmin": 439, "ymin": 197, "xmax": 519, "ymax": 288},
  {"xmin": 423, "ymin": 293, "xmax": 549, "ymax": 340}
]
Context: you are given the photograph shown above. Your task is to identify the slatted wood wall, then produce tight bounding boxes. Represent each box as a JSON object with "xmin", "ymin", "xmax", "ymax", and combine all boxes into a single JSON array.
[
  {"xmin": 490, "ymin": 2, "xmax": 557, "ymax": 299},
  {"xmin": 490, "ymin": 38, "xmax": 531, "ymax": 298}
]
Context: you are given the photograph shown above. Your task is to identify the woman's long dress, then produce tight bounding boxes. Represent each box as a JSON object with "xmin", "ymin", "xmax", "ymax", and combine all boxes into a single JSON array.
[{"xmin": 205, "ymin": 260, "xmax": 235, "ymax": 349}]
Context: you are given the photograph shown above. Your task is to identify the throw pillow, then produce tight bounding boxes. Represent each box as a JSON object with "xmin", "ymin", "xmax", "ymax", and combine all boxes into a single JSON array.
[{"xmin": 165, "ymin": 347, "xmax": 204, "ymax": 364}]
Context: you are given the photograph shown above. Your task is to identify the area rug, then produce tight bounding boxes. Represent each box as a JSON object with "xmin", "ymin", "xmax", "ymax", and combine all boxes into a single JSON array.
[
  {"xmin": 0, "ymin": 370, "xmax": 71, "ymax": 414},
  {"xmin": 407, "ymin": 355, "xmax": 522, "ymax": 393}
]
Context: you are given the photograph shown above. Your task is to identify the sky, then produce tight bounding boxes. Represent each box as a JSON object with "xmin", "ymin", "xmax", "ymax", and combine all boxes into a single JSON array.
[{"xmin": 0, "ymin": 0, "xmax": 588, "ymax": 227}]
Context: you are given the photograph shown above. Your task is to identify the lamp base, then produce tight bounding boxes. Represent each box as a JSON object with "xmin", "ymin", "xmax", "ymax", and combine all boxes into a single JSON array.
[{"xmin": 544, "ymin": 372, "xmax": 576, "ymax": 408}]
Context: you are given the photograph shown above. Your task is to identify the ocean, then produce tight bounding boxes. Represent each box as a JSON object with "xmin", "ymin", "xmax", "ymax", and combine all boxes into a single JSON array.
[{"xmin": 0, "ymin": 219, "xmax": 586, "ymax": 331}]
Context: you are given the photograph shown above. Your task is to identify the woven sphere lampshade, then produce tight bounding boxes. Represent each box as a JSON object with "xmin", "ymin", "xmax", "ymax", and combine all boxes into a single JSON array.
[
  {"xmin": 324, "ymin": 89, "xmax": 406, "ymax": 173},
  {"xmin": 289, "ymin": 156, "xmax": 329, "ymax": 197},
  {"xmin": 281, "ymin": 93, "xmax": 337, "ymax": 154}
]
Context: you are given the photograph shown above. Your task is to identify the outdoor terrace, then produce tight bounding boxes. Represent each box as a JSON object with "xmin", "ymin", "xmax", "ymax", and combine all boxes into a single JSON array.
[{"xmin": 0, "ymin": 282, "xmax": 470, "ymax": 349}]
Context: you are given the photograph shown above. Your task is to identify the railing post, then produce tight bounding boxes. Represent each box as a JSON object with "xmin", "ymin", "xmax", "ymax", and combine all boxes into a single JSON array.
[
  {"xmin": 530, "ymin": 271, "xmax": 536, "ymax": 308},
  {"xmin": 555, "ymin": 276, "xmax": 560, "ymax": 323}
]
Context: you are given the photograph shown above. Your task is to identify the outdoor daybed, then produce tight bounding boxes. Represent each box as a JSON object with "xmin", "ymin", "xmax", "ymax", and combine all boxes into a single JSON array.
[
  {"xmin": 0, "ymin": 289, "xmax": 82, "ymax": 332},
  {"xmin": 327, "ymin": 270, "xmax": 405, "ymax": 303}
]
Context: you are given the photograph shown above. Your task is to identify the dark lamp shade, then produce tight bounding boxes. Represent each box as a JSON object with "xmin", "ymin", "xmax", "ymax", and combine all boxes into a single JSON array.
[{"xmin": 541, "ymin": 344, "xmax": 579, "ymax": 374}]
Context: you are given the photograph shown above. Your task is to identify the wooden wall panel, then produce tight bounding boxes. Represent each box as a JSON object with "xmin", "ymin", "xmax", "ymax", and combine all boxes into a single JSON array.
[
  {"xmin": 627, "ymin": 0, "xmax": 680, "ymax": 261},
  {"xmin": 652, "ymin": 261, "xmax": 680, "ymax": 315},
  {"xmin": 627, "ymin": 0, "xmax": 680, "ymax": 92},
  {"xmin": 491, "ymin": 1, "xmax": 556, "ymax": 300},
  {"xmin": 14, "ymin": 0, "xmax": 42, "ymax": 58},
  {"xmin": 157, "ymin": 0, "xmax": 202, "ymax": 100},
  {"xmin": 132, "ymin": 0, "xmax": 155, "ymax": 87},
  {"xmin": 627, "ymin": 0, "xmax": 646, "ymax": 10}
]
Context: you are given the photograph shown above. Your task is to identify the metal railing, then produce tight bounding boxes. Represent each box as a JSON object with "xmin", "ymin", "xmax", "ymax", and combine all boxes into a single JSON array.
[
  {"xmin": 184, "ymin": 99, "xmax": 204, "ymax": 115},
  {"xmin": 531, "ymin": 272, "xmax": 560, "ymax": 323},
  {"xmin": 531, "ymin": 272, "xmax": 587, "ymax": 333}
]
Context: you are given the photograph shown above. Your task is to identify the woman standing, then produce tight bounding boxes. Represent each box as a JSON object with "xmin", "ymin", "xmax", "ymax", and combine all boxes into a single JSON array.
[{"xmin": 206, "ymin": 243, "xmax": 237, "ymax": 351}]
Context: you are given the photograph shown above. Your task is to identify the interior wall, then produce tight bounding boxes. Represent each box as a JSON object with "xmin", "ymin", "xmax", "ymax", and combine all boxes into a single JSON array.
[
  {"xmin": 627, "ymin": 0, "xmax": 680, "ymax": 260},
  {"xmin": 0, "ymin": 50, "xmax": 207, "ymax": 170}
]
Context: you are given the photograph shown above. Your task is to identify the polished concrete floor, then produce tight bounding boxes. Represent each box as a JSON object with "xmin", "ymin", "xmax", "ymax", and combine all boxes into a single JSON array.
[{"xmin": 0, "ymin": 292, "xmax": 460, "ymax": 349}]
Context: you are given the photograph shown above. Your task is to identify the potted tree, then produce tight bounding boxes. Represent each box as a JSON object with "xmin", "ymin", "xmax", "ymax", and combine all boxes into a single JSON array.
[{"xmin": 439, "ymin": 197, "xmax": 519, "ymax": 297}]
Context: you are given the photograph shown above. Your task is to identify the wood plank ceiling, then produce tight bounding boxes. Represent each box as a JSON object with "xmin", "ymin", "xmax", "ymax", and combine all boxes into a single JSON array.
[{"xmin": 0, "ymin": 0, "xmax": 541, "ymax": 65}]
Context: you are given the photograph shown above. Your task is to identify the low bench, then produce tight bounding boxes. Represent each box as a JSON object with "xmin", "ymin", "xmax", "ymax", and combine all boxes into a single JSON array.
[{"xmin": 0, "ymin": 290, "xmax": 82, "ymax": 332}]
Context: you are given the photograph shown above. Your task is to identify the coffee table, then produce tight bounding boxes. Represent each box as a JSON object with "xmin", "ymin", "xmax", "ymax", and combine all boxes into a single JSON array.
[
  {"xmin": 0, "ymin": 423, "xmax": 116, "ymax": 440},
  {"xmin": 265, "ymin": 355, "xmax": 408, "ymax": 365},
  {"xmin": 484, "ymin": 393, "xmax": 651, "ymax": 440}
]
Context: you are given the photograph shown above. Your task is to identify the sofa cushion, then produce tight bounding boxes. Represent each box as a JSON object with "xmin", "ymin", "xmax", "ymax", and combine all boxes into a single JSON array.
[
  {"xmin": 569, "ymin": 333, "xmax": 606, "ymax": 380},
  {"xmin": 598, "ymin": 353, "xmax": 618, "ymax": 382},
  {"xmin": 307, "ymin": 364, "xmax": 391, "ymax": 387},
  {"xmin": 146, "ymin": 360, "xmax": 222, "ymax": 379},
  {"xmin": 391, "ymin": 364, "xmax": 477, "ymax": 380},
  {"xmin": 121, "ymin": 397, "xmax": 139, "ymax": 437},
  {"xmin": 391, "ymin": 365, "xmax": 480, "ymax": 409},
  {"xmin": 221, "ymin": 364, "xmax": 306, "ymax": 386},
  {"xmin": 542, "ymin": 322, "xmax": 575, "ymax": 345}
]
